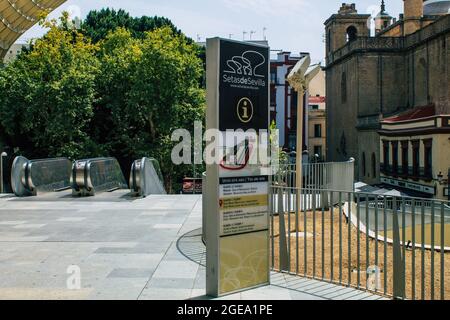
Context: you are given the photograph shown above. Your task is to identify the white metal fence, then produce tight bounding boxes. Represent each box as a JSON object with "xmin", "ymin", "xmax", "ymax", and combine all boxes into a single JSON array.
[{"xmin": 272, "ymin": 159, "xmax": 355, "ymax": 192}]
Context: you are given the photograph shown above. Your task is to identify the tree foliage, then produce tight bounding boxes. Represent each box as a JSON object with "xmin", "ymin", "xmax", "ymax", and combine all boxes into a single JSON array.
[
  {"xmin": 0, "ymin": 11, "xmax": 205, "ymax": 193},
  {"xmin": 0, "ymin": 13, "xmax": 100, "ymax": 159},
  {"xmin": 82, "ymin": 8, "xmax": 206, "ymax": 88},
  {"xmin": 82, "ymin": 8, "xmax": 180, "ymax": 43},
  {"xmin": 94, "ymin": 27, "xmax": 205, "ymax": 190}
]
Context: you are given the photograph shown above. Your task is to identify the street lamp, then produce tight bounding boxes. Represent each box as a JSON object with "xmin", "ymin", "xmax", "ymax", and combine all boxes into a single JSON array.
[
  {"xmin": 287, "ymin": 56, "xmax": 320, "ymax": 208},
  {"xmin": 0, "ymin": 151, "xmax": 7, "ymax": 194},
  {"xmin": 278, "ymin": 60, "xmax": 319, "ymax": 272}
]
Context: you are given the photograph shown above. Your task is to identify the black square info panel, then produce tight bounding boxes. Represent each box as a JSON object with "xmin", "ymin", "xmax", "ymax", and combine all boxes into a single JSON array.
[{"xmin": 218, "ymin": 39, "xmax": 269, "ymax": 132}]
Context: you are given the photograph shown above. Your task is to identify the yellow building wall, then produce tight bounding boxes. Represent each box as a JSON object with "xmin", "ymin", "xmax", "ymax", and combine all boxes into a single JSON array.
[
  {"xmin": 308, "ymin": 111, "xmax": 327, "ymax": 159},
  {"xmin": 379, "ymin": 131, "xmax": 450, "ymax": 201},
  {"xmin": 434, "ymin": 134, "xmax": 450, "ymax": 200},
  {"xmin": 379, "ymin": 24, "xmax": 403, "ymax": 37}
]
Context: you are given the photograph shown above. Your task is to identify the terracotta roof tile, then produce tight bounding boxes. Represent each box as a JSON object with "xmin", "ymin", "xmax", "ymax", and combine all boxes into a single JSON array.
[{"xmin": 382, "ymin": 105, "xmax": 436, "ymax": 123}]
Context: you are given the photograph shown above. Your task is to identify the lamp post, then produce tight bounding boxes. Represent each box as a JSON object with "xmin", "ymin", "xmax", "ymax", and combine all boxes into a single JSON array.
[
  {"xmin": 287, "ymin": 56, "xmax": 320, "ymax": 208},
  {"xmin": 275, "ymin": 57, "xmax": 320, "ymax": 272},
  {"xmin": 0, "ymin": 151, "xmax": 7, "ymax": 194}
]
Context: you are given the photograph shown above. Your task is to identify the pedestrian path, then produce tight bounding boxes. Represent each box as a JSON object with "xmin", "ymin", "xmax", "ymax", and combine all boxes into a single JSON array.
[{"xmin": 0, "ymin": 192, "xmax": 387, "ymax": 300}]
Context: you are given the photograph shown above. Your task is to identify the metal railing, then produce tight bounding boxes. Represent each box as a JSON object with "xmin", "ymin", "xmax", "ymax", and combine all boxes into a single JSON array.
[
  {"xmin": 327, "ymin": 15, "xmax": 450, "ymax": 66},
  {"xmin": 130, "ymin": 157, "xmax": 166, "ymax": 197},
  {"xmin": 272, "ymin": 159, "xmax": 355, "ymax": 192},
  {"xmin": 327, "ymin": 37, "xmax": 405, "ymax": 65},
  {"xmin": 270, "ymin": 185, "xmax": 450, "ymax": 300},
  {"xmin": 10, "ymin": 156, "xmax": 72, "ymax": 197},
  {"xmin": 72, "ymin": 157, "xmax": 128, "ymax": 196}
]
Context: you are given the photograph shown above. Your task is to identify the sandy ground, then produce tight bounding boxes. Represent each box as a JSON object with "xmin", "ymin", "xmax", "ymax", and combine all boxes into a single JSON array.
[{"xmin": 271, "ymin": 207, "xmax": 450, "ymax": 300}]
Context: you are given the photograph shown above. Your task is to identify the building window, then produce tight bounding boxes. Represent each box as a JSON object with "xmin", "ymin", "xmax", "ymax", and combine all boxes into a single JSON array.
[
  {"xmin": 327, "ymin": 29, "xmax": 332, "ymax": 53},
  {"xmin": 291, "ymin": 93, "xmax": 298, "ymax": 116},
  {"xmin": 401, "ymin": 141, "xmax": 409, "ymax": 176},
  {"xmin": 340, "ymin": 132, "xmax": 347, "ymax": 157},
  {"xmin": 392, "ymin": 141, "xmax": 399, "ymax": 175},
  {"xmin": 346, "ymin": 26, "xmax": 358, "ymax": 42},
  {"xmin": 423, "ymin": 139, "xmax": 432, "ymax": 179},
  {"xmin": 362, "ymin": 152, "xmax": 366, "ymax": 177},
  {"xmin": 270, "ymin": 71, "xmax": 277, "ymax": 84},
  {"xmin": 270, "ymin": 88, "xmax": 276, "ymax": 105},
  {"xmin": 412, "ymin": 140, "xmax": 420, "ymax": 177},
  {"xmin": 310, "ymin": 105, "xmax": 319, "ymax": 110},
  {"xmin": 314, "ymin": 124, "xmax": 322, "ymax": 138},
  {"xmin": 341, "ymin": 72, "xmax": 347, "ymax": 103},
  {"xmin": 383, "ymin": 141, "xmax": 390, "ymax": 173},
  {"xmin": 372, "ymin": 153, "xmax": 376, "ymax": 179}
]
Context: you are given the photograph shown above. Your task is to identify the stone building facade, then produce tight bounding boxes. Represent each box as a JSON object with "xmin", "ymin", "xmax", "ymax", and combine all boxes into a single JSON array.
[{"xmin": 324, "ymin": 1, "xmax": 450, "ymax": 187}]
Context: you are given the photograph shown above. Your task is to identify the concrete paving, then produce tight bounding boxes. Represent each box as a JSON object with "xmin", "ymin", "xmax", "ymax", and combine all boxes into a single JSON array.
[{"xmin": 0, "ymin": 191, "xmax": 387, "ymax": 300}]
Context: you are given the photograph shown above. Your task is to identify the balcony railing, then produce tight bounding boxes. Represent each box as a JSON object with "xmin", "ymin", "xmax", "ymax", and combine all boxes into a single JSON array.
[
  {"xmin": 327, "ymin": 37, "xmax": 404, "ymax": 65},
  {"xmin": 326, "ymin": 15, "xmax": 450, "ymax": 66},
  {"xmin": 380, "ymin": 164, "xmax": 433, "ymax": 180}
]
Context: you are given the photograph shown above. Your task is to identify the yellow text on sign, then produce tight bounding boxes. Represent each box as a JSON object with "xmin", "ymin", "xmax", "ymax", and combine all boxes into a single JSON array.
[{"xmin": 220, "ymin": 195, "xmax": 268, "ymax": 210}]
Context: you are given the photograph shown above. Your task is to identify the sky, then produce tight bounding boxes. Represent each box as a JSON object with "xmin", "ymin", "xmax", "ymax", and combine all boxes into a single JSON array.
[{"xmin": 18, "ymin": 0, "xmax": 404, "ymax": 64}]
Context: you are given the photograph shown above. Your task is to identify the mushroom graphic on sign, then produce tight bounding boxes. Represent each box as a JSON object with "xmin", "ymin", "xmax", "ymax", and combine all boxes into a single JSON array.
[{"xmin": 224, "ymin": 51, "xmax": 266, "ymax": 77}]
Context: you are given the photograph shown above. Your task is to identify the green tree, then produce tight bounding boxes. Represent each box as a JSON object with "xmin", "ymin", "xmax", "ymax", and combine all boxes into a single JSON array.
[
  {"xmin": 0, "ymin": 13, "xmax": 100, "ymax": 159},
  {"xmin": 92, "ymin": 28, "xmax": 144, "ymax": 176},
  {"xmin": 82, "ymin": 8, "xmax": 206, "ymax": 88},
  {"xmin": 137, "ymin": 28, "xmax": 205, "ymax": 191},
  {"xmin": 94, "ymin": 27, "xmax": 205, "ymax": 192},
  {"xmin": 0, "ymin": 13, "xmax": 205, "ymax": 193},
  {"xmin": 82, "ymin": 8, "xmax": 179, "ymax": 43}
]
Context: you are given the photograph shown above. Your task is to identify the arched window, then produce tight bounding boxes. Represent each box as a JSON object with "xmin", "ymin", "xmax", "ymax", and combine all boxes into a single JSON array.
[
  {"xmin": 327, "ymin": 29, "xmax": 332, "ymax": 53},
  {"xmin": 417, "ymin": 57, "xmax": 429, "ymax": 104},
  {"xmin": 362, "ymin": 152, "xmax": 366, "ymax": 177},
  {"xmin": 341, "ymin": 72, "xmax": 347, "ymax": 103},
  {"xmin": 372, "ymin": 153, "xmax": 377, "ymax": 179},
  {"xmin": 346, "ymin": 26, "xmax": 357, "ymax": 42}
]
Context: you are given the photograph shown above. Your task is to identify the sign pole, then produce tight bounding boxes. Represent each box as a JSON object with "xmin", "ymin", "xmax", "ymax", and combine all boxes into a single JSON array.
[
  {"xmin": 205, "ymin": 38, "xmax": 270, "ymax": 297},
  {"xmin": 0, "ymin": 154, "xmax": 3, "ymax": 194},
  {"xmin": 296, "ymin": 88, "xmax": 304, "ymax": 207},
  {"xmin": 205, "ymin": 38, "xmax": 221, "ymax": 297}
]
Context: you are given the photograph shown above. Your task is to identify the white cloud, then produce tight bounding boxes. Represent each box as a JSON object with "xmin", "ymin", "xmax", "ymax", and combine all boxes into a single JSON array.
[{"xmin": 222, "ymin": 0, "xmax": 309, "ymax": 17}]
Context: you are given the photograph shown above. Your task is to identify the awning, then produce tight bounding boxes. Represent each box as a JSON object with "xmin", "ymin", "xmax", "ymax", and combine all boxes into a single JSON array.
[{"xmin": 354, "ymin": 181, "xmax": 427, "ymax": 198}]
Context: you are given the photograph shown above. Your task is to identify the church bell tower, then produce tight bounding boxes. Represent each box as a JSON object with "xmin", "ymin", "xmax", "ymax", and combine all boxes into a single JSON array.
[{"xmin": 325, "ymin": 3, "xmax": 371, "ymax": 59}]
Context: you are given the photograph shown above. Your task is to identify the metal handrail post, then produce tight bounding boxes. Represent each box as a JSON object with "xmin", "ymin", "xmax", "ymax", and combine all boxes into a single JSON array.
[
  {"xmin": 0, "ymin": 154, "xmax": 3, "ymax": 194},
  {"xmin": 392, "ymin": 197, "xmax": 406, "ymax": 299},
  {"xmin": 0, "ymin": 151, "xmax": 7, "ymax": 194},
  {"xmin": 278, "ymin": 187, "xmax": 289, "ymax": 271}
]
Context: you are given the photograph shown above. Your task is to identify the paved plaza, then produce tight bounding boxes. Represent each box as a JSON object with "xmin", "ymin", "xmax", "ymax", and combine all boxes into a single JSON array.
[{"xmin": 0, "ymin": 191, "xmax": 386, "ymax": 300}]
